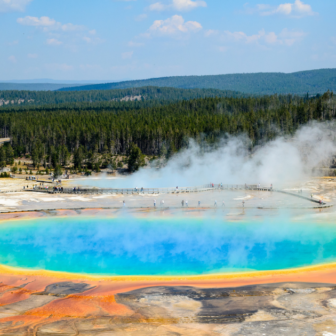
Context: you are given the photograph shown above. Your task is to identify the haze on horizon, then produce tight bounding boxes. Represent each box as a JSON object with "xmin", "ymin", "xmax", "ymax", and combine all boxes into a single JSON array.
[{"xmin": 0, "ymin": 0, "xmax": 334, "ymax": 82}]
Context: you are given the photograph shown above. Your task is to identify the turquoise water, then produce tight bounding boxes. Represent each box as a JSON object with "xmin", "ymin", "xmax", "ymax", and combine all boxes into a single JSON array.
[{"xmin": 0, "ymin": 216, "xmax": 336, "ymax": 276}]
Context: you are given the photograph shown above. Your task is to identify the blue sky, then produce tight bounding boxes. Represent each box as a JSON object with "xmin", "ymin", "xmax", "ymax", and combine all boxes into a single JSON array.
[{"xmin": 0, "ymin": 0, "xmax": 335, "ymax": 81}]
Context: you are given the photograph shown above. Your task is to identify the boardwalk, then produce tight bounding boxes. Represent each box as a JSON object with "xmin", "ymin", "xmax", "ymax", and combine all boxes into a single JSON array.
[{"xmin": 30, "ymin": 183, "xmax": 330, "ymax": 206}]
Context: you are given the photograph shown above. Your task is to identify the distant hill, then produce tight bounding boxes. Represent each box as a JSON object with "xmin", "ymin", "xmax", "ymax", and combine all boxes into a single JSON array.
[
  {"xmin": 0, "ymin": 86, "xmax": 245, "ymax": 108},
  {"xmin": 3, "ymin": 79, "xmax": 109, "ymax": 84},
  {"xmin": 0, "ymin": 83, "xmax": 80, "ymax": 91},
  {"xmin": 58, "ymin": 69, "xmax": 336, "ymax": 95}
]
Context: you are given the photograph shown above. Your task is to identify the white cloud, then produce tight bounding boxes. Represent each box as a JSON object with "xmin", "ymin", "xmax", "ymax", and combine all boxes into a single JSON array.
[
  {"xmin": 8, "ymin": 55, "xmax": 17, "ymax": 63},
  {"xmin": 222, "ymin": 28, "xmax": 305, "ymax": 46},
  {"xmin": 135, "ymin": 13, "xmax": 147, "ymax": 21},
  {"xmin": 149, "ymin": 0, "xmax": 207, "ymax": 11},
  {"xmin": 27, "ymin": 53, "xmax": 37, "ymax": 58},
  {"xmin": 17, "ymin": 16, "xmax": 56, "ymax": 27},
  {"xmin": 46, "ymin": 38, "xmax": 62, "ymax": 46},
  {"xmin": 173, "ymin": 0, "xmax": 206, "ymax": 11},
  {"xmin": 204, "ymin": 29, "xmax": 218, "ymax": 37},
  {"xmin": 0, "ymin": 0, "xmax": 32, "ymax": 12},
  {"xmin": 147, "ymin": 15, "xmax": 202, "ymax": 36},
  {"xmin": 128, "ymin": 41, "xmax": 145, "ymax": 47},
  {"xmin": 17, "ymin": 15, "xmax": 101, "ymax": 45},
  {"xmin": 257, "ymin": 0, "xmax": 316, "ymax": 17},
  {"xmin": 149, "ymin": 2, "xmax": 166, "ymax": 11},
  {"xmin": 83, "ymin": 36, "xmax": 91, "ymax": 43},
  {"xmin": 218, "ymin": 46, "xmax": 228, "ymax": 53},
  {"xmin": 278, "ymin": 28, "xmax": 306, "ymax": 45},
  {"xmin": 61, "ymin": 23, "xmax": 84, "ymax": 32},
  {"xmin": 17, "ymin": 16, "xmax": 85, "ymax": 32},
  {"xmin": 82, "ymin": 36, "xmax": 104, "ymax": 44},
  {"xmin": 122, "ymin": 51, "xmax": 134, "ymax": 59}
]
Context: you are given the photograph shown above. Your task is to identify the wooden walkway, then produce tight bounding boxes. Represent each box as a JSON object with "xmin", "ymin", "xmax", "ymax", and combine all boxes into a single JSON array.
[{"xmin": 29, "ymin": 183, "xmax": 329, "ymax": 207}]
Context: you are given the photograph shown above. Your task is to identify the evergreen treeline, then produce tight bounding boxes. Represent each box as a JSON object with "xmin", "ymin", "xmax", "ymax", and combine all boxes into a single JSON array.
[
  {"xmin": 0, "ymin": 91, "xmax": 334, "ymax": 171},
  {"xmin": 0, "ymin": 86, "xmax": 244, "ymax": 107},
  {"xmin": 59, "ymin": 69, "xmax": 336, "ymax": 95}
]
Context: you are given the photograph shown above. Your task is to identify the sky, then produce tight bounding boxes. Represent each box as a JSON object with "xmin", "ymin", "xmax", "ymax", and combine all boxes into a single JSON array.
[{"xmin": 0, "ymin": 0, "xmax": 335, "ymax": 81}]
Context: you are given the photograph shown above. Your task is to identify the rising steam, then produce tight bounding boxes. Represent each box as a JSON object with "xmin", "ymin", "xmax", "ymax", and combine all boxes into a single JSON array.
[{"xmin": 80, "ymin": 121, "xmax": 336, "ymax": 188}]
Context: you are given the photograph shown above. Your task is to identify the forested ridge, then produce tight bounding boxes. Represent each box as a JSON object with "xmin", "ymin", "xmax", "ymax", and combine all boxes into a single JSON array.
[
  {"xmin": 0, "ymin": 86, "xmax": 244, "ymax": 107},
  {"xmin": 59, "ymin": 69, "xmax": 336, "ymax": 95},
  {"xmin": 0, "ymin": 91, "xmax": 334, "ymax": 172}
]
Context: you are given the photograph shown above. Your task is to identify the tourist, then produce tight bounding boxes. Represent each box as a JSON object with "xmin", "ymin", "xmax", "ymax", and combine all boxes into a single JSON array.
[
  {"xmin": 198, "ymin": 201, "xmax": 201, "ymax": 207},
  {"xmin": 161, "ymin": 200, "xmax": 164, "ymax": 207},
  {"xmin": 214, "ymin": 200, "xmax": 217, "ymax": 207},
  {"xmin": 154, "ymin": 200, "xmax": 156, "ymax": 207},
  {"xmin": 123, "ymin": 200, "xmax": 125, "ymax": 207},
  {"xmin": 222, "ymin": 201, "xmax": 225, "ymax": 207},
  {"xmin": 186, "ymin": 200, "xmax": 188, "ymax": 207},
  {"xmin": 242, "ymin": 201, "xmax": 245, "ymax": 208},
  {"xmin": 181, "ymin": 200, "xmax": 184, "ymax": 207}
]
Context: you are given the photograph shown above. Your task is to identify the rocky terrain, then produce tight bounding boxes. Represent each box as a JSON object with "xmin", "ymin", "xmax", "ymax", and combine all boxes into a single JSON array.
[{"xmin": 1, "ymin": 280, "xmax": 336, "ymax": 335}]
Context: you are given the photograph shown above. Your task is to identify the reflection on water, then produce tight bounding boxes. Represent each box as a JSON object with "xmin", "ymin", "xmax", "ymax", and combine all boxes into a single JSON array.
[{"xmin": 0, "ymin": 216, "xmax": 335, "ymax": 276}]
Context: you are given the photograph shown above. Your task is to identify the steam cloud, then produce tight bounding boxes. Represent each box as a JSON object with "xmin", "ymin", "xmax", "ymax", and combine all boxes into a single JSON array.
[{"xmin": 82, "ymin": 121, "xmax": 336, "ymax": 188}]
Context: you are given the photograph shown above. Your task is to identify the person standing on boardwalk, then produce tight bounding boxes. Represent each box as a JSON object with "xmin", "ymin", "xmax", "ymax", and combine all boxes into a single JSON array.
[
  {"xmin": 198, "ymin": 201, "xmax": 201, "ymax": 207},
  {"xmin": 154, "ymin": 199, "xmax": 156, "ymax": 207},
  {"xmin": 123, "ymin": 200, "xmax": 125, "ymax": 207},
  {"xmin": 214, "ymin": 200, "xmax": 217, "ymax": 207},
  {"xmin": 161, "ymin": 200, "xmax": 164, "ymax": 207},
  {"xmin": 222, "ymin": 201, "xmax": 225, "ymax": 207},
  {"xmin": 186, "ymin": 200, "xmax": 188, "ymax": 207},
  {"xmin": 182, "ymin": 200, "xmax": 184, "ymax": 207}
]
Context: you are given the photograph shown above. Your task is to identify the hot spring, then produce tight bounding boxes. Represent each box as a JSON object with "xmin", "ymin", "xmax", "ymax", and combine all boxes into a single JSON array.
[{"xmin": 0, "ymin": 215, "xmax": 335, "ymax": 276}]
